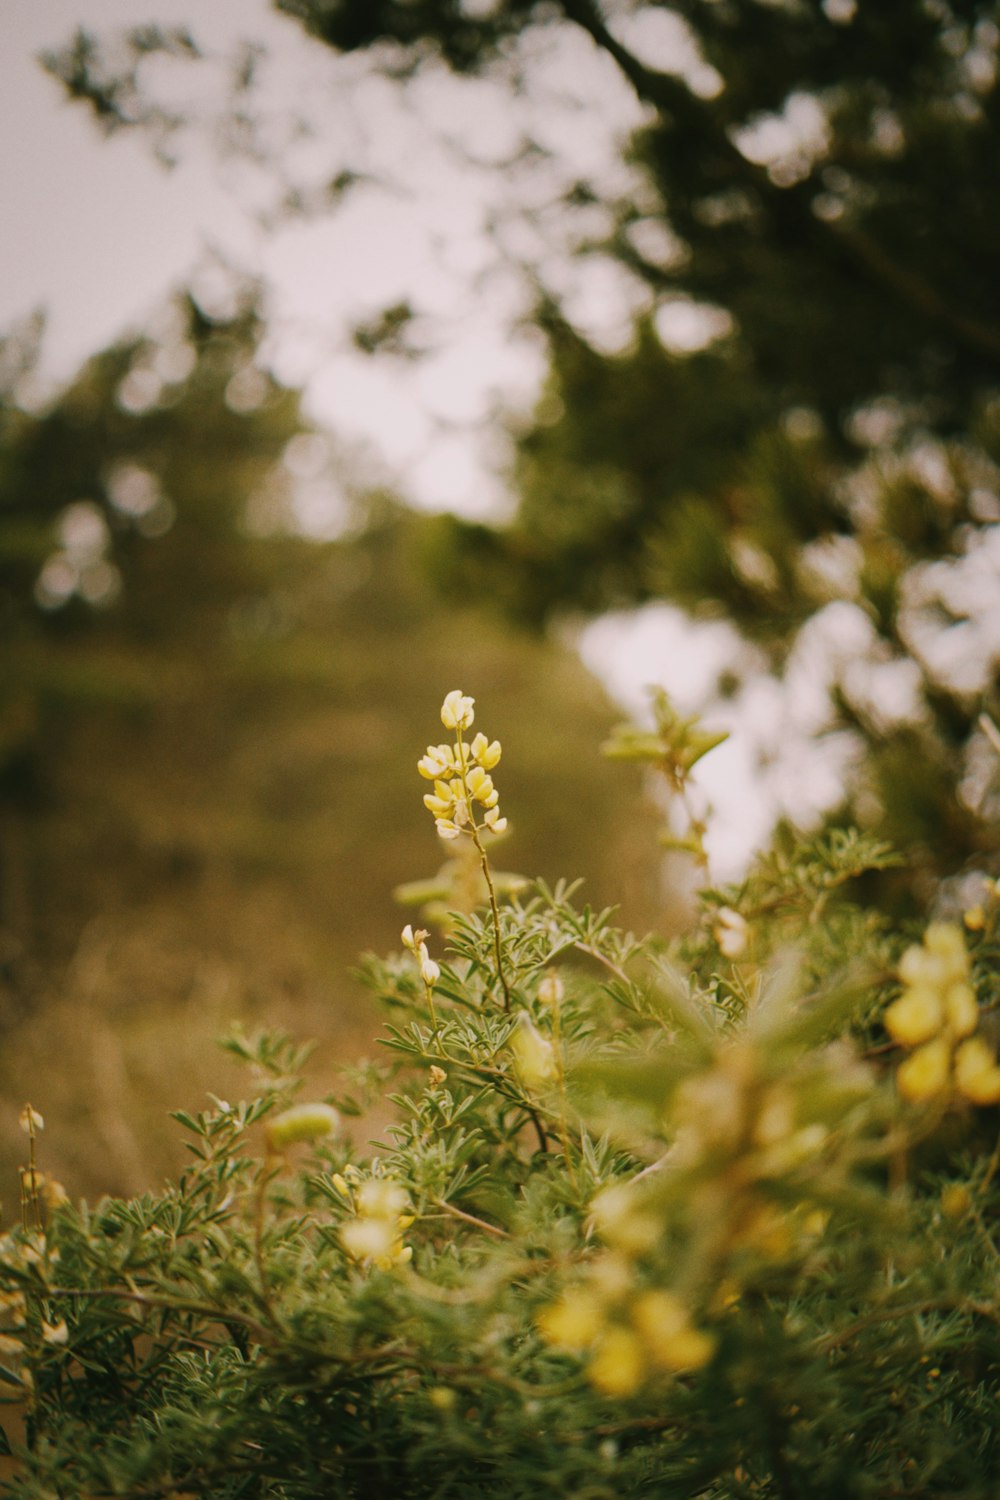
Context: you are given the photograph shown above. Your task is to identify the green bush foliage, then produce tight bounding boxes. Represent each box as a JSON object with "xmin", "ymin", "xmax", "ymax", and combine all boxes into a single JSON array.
[{"xmin": 2, "ymin": 689, "xmax": 1000, "ymax": 1498}]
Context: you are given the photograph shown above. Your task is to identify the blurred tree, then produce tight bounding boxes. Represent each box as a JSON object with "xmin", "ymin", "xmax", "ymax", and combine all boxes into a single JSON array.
[
  {"xmin": 42, "ymin": 3, "xmax": 1000, "ymax": 903},
  {"xmin": 265, "ymin": 0, "xmax": 1000, "ymax": 903},
  {"xmin": 0, "ymin": 290, "xmax": 658, "ymax": 1196}
]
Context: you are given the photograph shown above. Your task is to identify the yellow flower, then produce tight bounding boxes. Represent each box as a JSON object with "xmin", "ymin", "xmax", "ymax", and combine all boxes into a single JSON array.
[
  {"xmin": 632, "ymin": 1291, "xmax": 715, "ymax": 1373},
  {"xmin": 943, "ymin": 982, "xmax": 978, "ymax": 1039},
  {"xmin": 590, "ymin": 1184, "xmax": 661, "ymax": 1256},
  {"xmin": 470, "ymin": 733, "xmax": 502, "ymax": 769},
  {"xmin": 483, "ymin": 807, "xmax": 508, "ymax": 834},
  {"xmin": 418, "ymin": 744, "xmax": 456, "ymax": 779},
  {"xmin": 587, "ymin": 1326, "xmax": 645, "ymax": 1397},
  {"xmin": 265, "ymin": 1102, "xmax": 340, "ymax": 1152},
  {"xmin": 357, "ymin": 1180, "xmax": 408, "ymax": 1219},
  {"xmin": 884, "ymin": 988, "xmax": 943, "ymax": 1047},
  {"xmin": 440, "ymin": 690, "xmax": 475, "ymax": 731},
  {"xmin": 537, "ymin": 1287, "xmax": 606, "ymax": 1351},
  {"xmin": 954, "ymin": 1037, "xmax": 1000, "ymax": 1106},
  {"xmin": 466, "ymin": 766, "xmax": 499, "ymax": 807},
  {"xmin": 896, "ymin": 1037, "xmax": 951, "ymax": 1102},
  {"xmin": 509, "ymin": 1012, "xmax": 558, "ymax": 1088},
  {"xmin": 340, "ymin": 1217, "xmax": 397, "ymax": 1262}
]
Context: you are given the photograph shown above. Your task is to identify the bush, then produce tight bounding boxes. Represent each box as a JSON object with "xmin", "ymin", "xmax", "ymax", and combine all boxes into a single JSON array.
[{"xmin": 2, "ymin": 689, "xmax": 1000, "ymax": 1498}]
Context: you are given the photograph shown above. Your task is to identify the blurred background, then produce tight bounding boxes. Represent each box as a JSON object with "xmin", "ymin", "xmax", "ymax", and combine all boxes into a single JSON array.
[{"xmin": 2, "ymin": 0, "xmax": 999, "ymax": 1197}]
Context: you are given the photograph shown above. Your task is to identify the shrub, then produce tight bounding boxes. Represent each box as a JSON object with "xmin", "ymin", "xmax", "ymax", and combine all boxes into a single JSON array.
[{"xmin": 2, "ymin": 690, "xmax": 1000, "ymax": 1498}]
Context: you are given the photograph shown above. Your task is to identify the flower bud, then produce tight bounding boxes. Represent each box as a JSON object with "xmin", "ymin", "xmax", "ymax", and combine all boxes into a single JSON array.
[
  {"xmin": 440, "ymin": 690, "xmax": 475, "ymax": 731},
  {"xmin": 265, "ymin": 1102, "xmax": 340, "ymax": 1152},
  {"xmin": 510, "ymin": 1012, "xmax": 558, "ymax": 1088},
  {"xmin": 896, "ymin": 1038, "xmax": 950, "ymax": 1102}
]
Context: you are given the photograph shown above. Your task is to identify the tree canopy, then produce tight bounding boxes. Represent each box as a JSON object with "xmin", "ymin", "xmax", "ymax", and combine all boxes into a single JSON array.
[{"xmin": 39, "ymin": 1, "xmax": 1000, "ymax": 889}]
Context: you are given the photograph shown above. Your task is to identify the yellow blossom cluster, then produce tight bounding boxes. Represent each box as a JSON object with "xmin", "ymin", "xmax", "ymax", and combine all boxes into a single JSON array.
[
  {"xmin": 418, "ymin": 690, "xmax": 506, "ymax": 842},
  {"xmin": 335, "ymin": 1175, "xmax": 415, "ymax": 1272},
  {"xmin": 538, "ymin": 1243, "xmax": 715, "ymax": 1398},
  {"xmin": 885, "ymin": 922, "xmax": 1000, "ymax": 1105}
]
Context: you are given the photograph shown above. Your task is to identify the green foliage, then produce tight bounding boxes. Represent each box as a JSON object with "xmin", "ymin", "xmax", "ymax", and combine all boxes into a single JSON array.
[{"xmin": 3, "ymin": 694, "xmax": 1000, "ymax": 1497}]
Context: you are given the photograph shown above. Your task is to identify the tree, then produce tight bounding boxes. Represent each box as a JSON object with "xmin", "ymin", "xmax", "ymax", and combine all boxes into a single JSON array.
[{"xmin": 43, "ymin": 2, "xmax": 1000, "ymax": 904}]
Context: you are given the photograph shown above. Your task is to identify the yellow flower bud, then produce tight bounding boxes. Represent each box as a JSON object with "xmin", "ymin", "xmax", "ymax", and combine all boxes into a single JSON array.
[
  {"xmin": 632, "ymin": 1291, "xmax": 715, "ymax": 1372},
  {"xmin": 440, "ymin": 690, "xmax": 475, "ymax": 731},
  {"xmin": 466, "ymin": 767, "xmax": 498, "ymax": 806},
  {"xmin": 427, "ymin": 1065, "xmax": 447, "ymax": 1088},
  {"xmin": 940, "ymin": 1184, "xmax": 972, "ymax": 1221},
  {"xmin": 884, "ymin": 988, "xmax": 943, "ymax": 1047},
  {"xmin": 265, "ymin": 1103, "xmax": 340, "ymax": 1151},
  {"xmin": 954, "ymin": 1037, "xmax": 1000, "ymax": 1106},
  {"xmin": 964, "ymin": 905, "xmax": 986, "ymax": 932},
  {"xmin": 923, "ymin": 922, "xmax": 969, "ymax": 976},
  {"xmin": 470, "ymin": 733, "xmax": 502, "ymax": 769},
  {"xmin": 944, "ymin": 982, "xmax": 978, "ymax": 1039},
  {"xmin": 331, "ymin": 1173, "xmax": 352, "ymax": 1199},
  {"xmin": 588, "ymin": 1326, "xmax": 646, "ymax": 1397},
  {"xmin": 483, "ymin": 806, "xmax": 507, "ymax": 834},
  {"xmin": 537, "ymin": 1287, "xmax": 606, "ymax": 1351},
  {"xmin": 590, "ymin": 1184, "xmax": 661, "ymax": 1255},
  {"xmin": 509, "ymin": 1012, "xmax": 558, "ymax": 1088},
  {"xmin": 19, "ymin": 1105, "xmax": 44, "ymax": 1135},
  {"xmin": 896, "ymin": 1038, "xmax": 951, "ymax": 1102}
]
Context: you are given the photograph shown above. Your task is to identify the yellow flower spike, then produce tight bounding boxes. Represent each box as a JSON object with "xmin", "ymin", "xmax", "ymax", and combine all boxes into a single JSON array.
[
  {"xmin": 954, "ymin": 1037, "xmax": 1000, "ymax": 1105},
  {"xmin": 896, "ymin": 1037, "xmax": 951, "ymax": 1102},
  {"xmin": 537, "ymin": 1287, "xmax": 606, "ymax": 1351},
  {"xmin": 884, "ymin": 988, "xmax": 944, "ymax": 1047},
  {"xmin": 587, "ymin": 1326, "xmax": 646, "ymax": 1398},
  {"xmin": 944, "ymin": 982, "xmax": 978, "ymax": 1039},
  {"xmin": 440, "ymin": 690, "xmax": 475, "ymax": 731}
]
